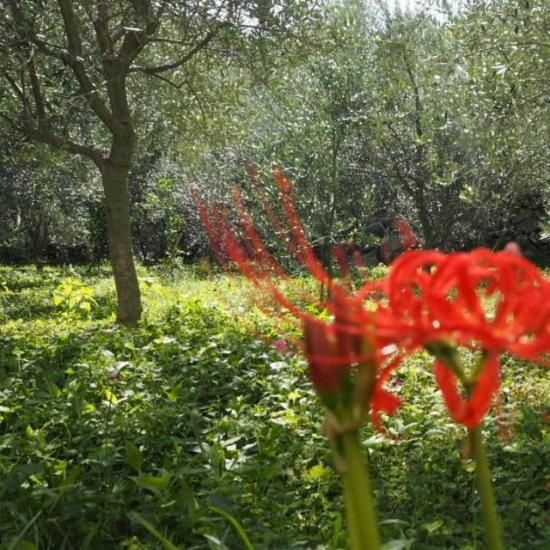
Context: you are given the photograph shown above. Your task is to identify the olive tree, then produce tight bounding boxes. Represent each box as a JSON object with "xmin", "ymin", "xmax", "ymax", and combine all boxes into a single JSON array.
[{"xmin": 0, "ymin": 0, "xmax": 312, "ymax": 324}]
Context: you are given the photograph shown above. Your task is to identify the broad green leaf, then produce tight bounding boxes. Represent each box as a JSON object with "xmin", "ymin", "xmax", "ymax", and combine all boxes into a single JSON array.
[
  {"xmin": 59, "ymin": 466, "xmax": 81, "ymax": 492},
  {"xmin": 46, "ymin": 379, "xmax": 61, "ymax": 398},
  {"xmin": 125, "ymin": 442, "xmax": 143, "ymax": 473},
  {"xmin": 103, "ymin": 389, "xmax": 118, "ymax": 404},
  {"xmin": 9, "ymin": 540, "xmax": 37, "ymax": 550},
  {"xmin": 135, "ymin": 471, "xmax": 171, "ymax": 494}
]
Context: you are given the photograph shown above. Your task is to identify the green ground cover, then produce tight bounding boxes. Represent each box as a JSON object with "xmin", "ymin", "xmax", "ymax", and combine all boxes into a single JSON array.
[{"xmin": 0, "ymin": 265, "xmax": 548, "ymax": 549}]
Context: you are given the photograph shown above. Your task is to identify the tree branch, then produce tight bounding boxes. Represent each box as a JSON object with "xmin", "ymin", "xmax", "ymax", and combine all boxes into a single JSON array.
[
  {"xmin": 131, "ymin": 24, "xmax": 225, "ymax": 75},
  {"xmin": 0, "ymin": 112, "xmax": 22, "ymax": 132},
  {"xmin": 56, "ymin": 0, "xmax": 115, "ymax": 132},
  {"xmin": 31, "ymin": 125, "xmax": 105, "ymax": 166},
  {"xmin": 2, "ymin": 70, "xmax": 30, "ymax": 111},
  {"xmin": 1, "ymin": 106, "xmax": 105, "ymax": 167},
  {"xmin": 93, "ymin": 1, "xmax": 114, "ymax": 56},
  {"xmin": 26, "ymin": 48, "xmax": 47, "ymax": 121}
]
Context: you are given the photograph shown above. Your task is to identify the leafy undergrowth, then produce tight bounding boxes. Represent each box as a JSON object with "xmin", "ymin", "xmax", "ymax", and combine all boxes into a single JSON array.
[{"xmin": 0, "ymin": 264, "xmax": 548, "ymax": 549}]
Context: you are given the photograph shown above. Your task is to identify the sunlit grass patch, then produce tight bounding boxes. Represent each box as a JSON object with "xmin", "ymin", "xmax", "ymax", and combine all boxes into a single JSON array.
[{"xmin": 0, "ymin": 263, "xmax": 547, "ymax": 548}]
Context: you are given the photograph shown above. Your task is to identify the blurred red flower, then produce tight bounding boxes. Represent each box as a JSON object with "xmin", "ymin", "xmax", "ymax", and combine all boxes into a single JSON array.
[
  {"xmin": 383, "ymin": 247, "xmax": 550, "ymax": 426},
  {"xmin": 197, "ymin": 167, "xmax": 407, "ymax": 427},
  {"xmin": 198, "ymin": 167, "xmax": 549, "ymax": 430}
]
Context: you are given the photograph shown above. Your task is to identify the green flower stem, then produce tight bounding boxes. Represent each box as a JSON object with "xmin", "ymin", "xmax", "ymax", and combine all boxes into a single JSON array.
[
  {"xmin": 338, "ymin": 429, "xmax": 381, "ymax": 550},
  {"xmin": 468, "ymin": 425, "xmax": 504, "ymax": 550}
]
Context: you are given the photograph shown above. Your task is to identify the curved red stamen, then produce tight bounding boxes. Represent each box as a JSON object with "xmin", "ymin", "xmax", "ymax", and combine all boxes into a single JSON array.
[{"xmin": 434, "ymin": 353, "xmax": 500, "ymax": 428}]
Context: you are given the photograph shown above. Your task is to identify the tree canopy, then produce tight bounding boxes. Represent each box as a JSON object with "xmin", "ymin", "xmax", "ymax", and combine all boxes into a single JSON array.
[
  {"xmin": 0, "ymin": 0, "xmax": 320, "ymax": 323},
  {"xmin": 1, "ymin": 0, "xmax": 548, "ymax": 308}
]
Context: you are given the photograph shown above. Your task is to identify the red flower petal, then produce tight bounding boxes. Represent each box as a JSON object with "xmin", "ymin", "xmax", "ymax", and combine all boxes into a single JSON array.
[
  {"xmin": 304, "ymin": 321, "xmax": 351, "ymax": 392},
  {"xmin": 386, "ymin": 247, "xmax": 550, "ymax": 361},
  {"xmin": 434, "ymin": 353, "xmax": 501, "ymax": 428}
]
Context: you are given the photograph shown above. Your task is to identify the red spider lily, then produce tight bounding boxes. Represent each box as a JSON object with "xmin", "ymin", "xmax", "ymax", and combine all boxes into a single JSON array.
[
  {"xmin": 385, "ymin": 247, "xmax": 550, "ymax": 357},
  {"xmin": 302, "ymin": 298, "xmax": 404, "ymax": 428},
  {"xmin": 434, "ymin": 352, "xmax": 501, "ymax": 428},
  {"xmin": 383, "ymin": 247, "xmax": 550, "ymax": 426},
  {"xmin": 197, "ymin": 168, "xmax": 407, "ymax": 427}
]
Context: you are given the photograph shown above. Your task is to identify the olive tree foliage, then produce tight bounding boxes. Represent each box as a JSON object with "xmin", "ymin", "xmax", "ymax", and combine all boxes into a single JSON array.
[
  {"xmin": 148, "ymin": 0, "xmax": 548, "ymax": 263},
  {"xmin": 365, "ymin": 11, "xmax": 480, "ymax": 249},
  {"xmin": 128, "ymin": 122, "xmax": 192, "ymax": 264},
  {"xmin": 449, "ymin": 0, "xmax": 550, "ymax": 253},
  {"xmin": 181, "ymin": 0, "xmax": 549, "ymax": 263},
  {"xmin": 272, "ymin": 1, "xmax": 382, "ymax": 265},
  {"xmin": 1, "ymin": 0, "xmax": 547, "ymax": 278},
  {"xmin": 184, "ymin": 0, "xmax": 381, "ymax": 267},
  {"xmin": 346, "ymin": 0, "xmax": 549, "ymax": 254},
  {"xmin": 0, "ymin": 0, "xmax": 316, "ymax": 324}
]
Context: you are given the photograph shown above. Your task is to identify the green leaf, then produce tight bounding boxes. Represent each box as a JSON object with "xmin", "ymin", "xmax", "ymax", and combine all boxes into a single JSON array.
[
  {"xmin": 10, "ymin": 541, "xmax": 37, "ymax": 550},
  {"xmin": 135, "ymin": 470, "xmax": 171, "ymax": 494},
  {"xmin": 46, "ymin": 379, "xmax": 61, "ymax": 398},
  {"xmin": 128, "ymin": 512, "xmax": 178, "ymax": 550},
  {"xmin": 125, "ymin": 442, "xmax": 143, "ymax": 473},
  {"xmin": 422, "ymin": 519, "xmax": 444, "ymax": 533},
  {"xmin": 6, "ymin": 510, "xmax": 42, "ymax": 550},
  {"xmin": 58, "ymin": 466, "xmax": 81, "ymax": 493},
  {"xmin": 381, "ymin": 540, "xmax": 414, "ymax": 550},
  {"xmin": 103, "ymin": 389, "xmax": 118, "ymax": 403},
  {"xmin": 209, "ymin": 506, "xmax": 255, "ymax": 550}
]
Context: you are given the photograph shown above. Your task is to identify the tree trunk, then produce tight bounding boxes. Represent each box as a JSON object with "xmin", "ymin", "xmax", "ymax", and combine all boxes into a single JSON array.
[
  {"xmin": 413, "ymin": 186, "xmax": 437, "ymax": 248},
  {"xmin": 101, "ymin": 159, "xmax": 142, "ymax": 326}
]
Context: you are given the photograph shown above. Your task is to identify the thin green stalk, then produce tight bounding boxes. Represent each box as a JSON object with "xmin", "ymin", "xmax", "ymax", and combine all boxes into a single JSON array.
[
  {"xmin": 342, "ymin": 471, "xmax": 363, "ymax": 550},
  {"xmin": 338, "ymin": 429, "xmax": 381, "ymax": 550},
  {"xmin": 468, "ymin": 425, "xmax": 504, "ymax": 550}
]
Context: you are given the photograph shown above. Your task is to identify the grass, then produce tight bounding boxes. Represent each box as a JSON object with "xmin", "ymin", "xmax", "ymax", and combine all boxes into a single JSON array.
[{"xmin": 0, "ymin": 264, "xmax": 548, "ymax": 549}]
